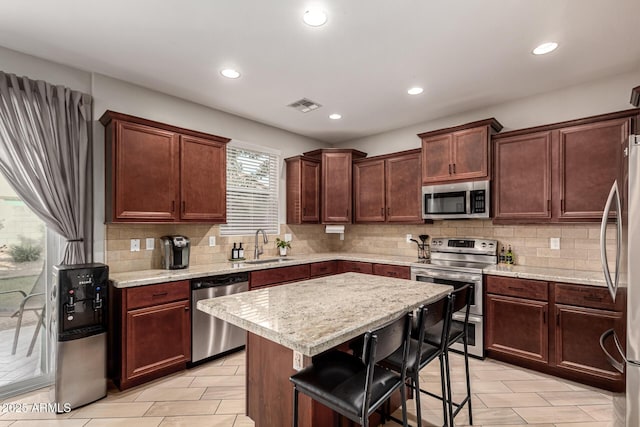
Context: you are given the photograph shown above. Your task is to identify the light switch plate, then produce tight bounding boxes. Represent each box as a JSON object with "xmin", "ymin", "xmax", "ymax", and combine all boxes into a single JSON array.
[
  {"xmin": 406, "ymin": 234, "xmax": 412, "ymax": 243},
  {"xmin": 550, "ymin": 237, "xmax": 560, "ymax": 250},
  {"xmin": 145, "ymin": 238, "xmax": 154, "ymax": 250},
  {"xmin": 293, "ymin": 351, "xmax": 303, "ymax": 371},
  {"xmin": 130, "ymin": 239, "xmax": 140, "ymax": 252},
  {"xmin": 284, "ymin": 233, "xmax": 292, "ymax": 242},
  {"xmin": 209, "ymin": 236, "xmax": 216, "ymax": 247}
]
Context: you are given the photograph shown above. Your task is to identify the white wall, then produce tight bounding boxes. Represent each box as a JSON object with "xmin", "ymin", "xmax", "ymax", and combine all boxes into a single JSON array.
[{"xmin": 337, "ymin": 69, "xmax": 640, "ymax": 156}]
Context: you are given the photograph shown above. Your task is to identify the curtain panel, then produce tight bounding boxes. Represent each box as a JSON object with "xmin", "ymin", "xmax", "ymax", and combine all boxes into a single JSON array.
[{"xmin": 0, "ymin": 71, "xmax": 93, "ymax": 264}]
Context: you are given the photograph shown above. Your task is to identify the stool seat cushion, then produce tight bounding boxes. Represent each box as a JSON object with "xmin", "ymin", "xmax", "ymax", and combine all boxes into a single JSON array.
[{"xmin": 290, "ymin": 350, "xmax": 401, "ymax": 417}]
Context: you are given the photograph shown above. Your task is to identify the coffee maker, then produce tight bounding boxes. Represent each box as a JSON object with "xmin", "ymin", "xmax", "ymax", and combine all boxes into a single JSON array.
[{"xmin": 160, "ymin": 235, "xmax": 190, "ymax": 269}]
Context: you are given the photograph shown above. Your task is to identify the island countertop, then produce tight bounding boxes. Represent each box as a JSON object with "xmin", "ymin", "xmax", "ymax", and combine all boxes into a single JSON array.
[{"xmin": 197, "ymin": 272, "xmax": 452, "ymax": 357}]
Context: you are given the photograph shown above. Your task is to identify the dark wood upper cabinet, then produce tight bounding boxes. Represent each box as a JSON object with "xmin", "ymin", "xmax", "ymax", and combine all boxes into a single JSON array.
[
  {"xmin": 493, "ymin": 109, "xmax": 639, "ymax": 223},
  {"xmin": 180, "ymin": 135, "xmax": 227, "ymax": 222},
  {"xmin": 285, "ymin": 156, "xmax": 320, "ymax": 224},
  {"xmin": 418, "ymin": 118, "xmax": 502, "ymax": 184},
  {"xmin": 304, "ymin": 149, "xmax": 367, "ymax": 224},
  {"xmin": 101, "ymin": 111, "xmax": 230, "ymax": 223},
  {"xmin": 631, "ymin": 85, "xmax": 640, "ymax": 107},
  {"xmin": 353, "ymin": 150, "xmax": 422, "ymax": 224},
  {"xmin": 494, "ymin": 131, "xmax": 553, "ymax": 221}
]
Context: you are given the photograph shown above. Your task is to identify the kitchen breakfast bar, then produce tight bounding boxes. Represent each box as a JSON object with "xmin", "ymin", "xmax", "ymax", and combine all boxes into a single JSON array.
[{"xmin": 197, "ymin": 272, "xmax": 452, "ymax": 427}]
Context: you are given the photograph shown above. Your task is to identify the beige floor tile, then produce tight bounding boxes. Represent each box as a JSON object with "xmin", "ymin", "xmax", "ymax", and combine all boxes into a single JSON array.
[
  {"xmin": 466, "ymin": 407, "xmax": 527, "ymax": 425},
  {"xmin": 190, "ymin": 375, "xmax": 245, "ymax": 388},
  {"xmin": 234, "ymin": 365, "xmax": 246, "ymax": 376},
  {"xmin": 215, "ymin": 400, "xmax": 245, "ymax": 415},
  {"xmin": 134, "ymin": 388, "xmax": 206, "ymax": 402},
  {"xmin": 201, "ymin": 387, "xmax": 245, "ymax": 400},
  {"xmin": 69, "ymin": 402, "xmax": 153, "ymax": 419},
  {"xmin": 480, "ymin": 424, "xmax": 553, "ymax": 427},
  {"xmin": 477, "ymin": 392, "xmax": 550, "ymax": 408},
  {"xmin": 84, "ymin": 417, "xmax": 163, "ymax": 427},
  {"xmin": 102, "ymin": 388, "xmax": 144, "ymax": 403},
  {"xmin": 232, "ymin": 415, "xmax": 254, "ymax": 427},
  {"xmin": 1, "ymin": 410, "xmax": 73, "ymax": 421},
  {"xmin": 578, "ymin": 404, "xmax": 614, "ymax": 422},
  {"xmin": 221, "ymin": 354, "xmax": 245, "ymax": 366},
  {"xmin": 514, "ymin": 406, "xmax": 596, "ymax": 424},
  {"xmin": 503, "ymin": 379, "xmax": 575, "ymax": 393},
  {"xmin": 146, "ymin": 376, "xmax": 194, "ymax": 389},
  {"xmin": 467, "ymin": 380, "xmax": 512, "ymax": 393},
  {"xmin": 183, "ymin": 366, "xmax": 238, "ymax": 377},
  {"xmin": 553, "ymin": 422, "xmax": 613, "ymax": 427},
  {"xmin": 0, "ymin": 422, "xmax": 14, "ymax": 427},
  {"xmin": 538, "ymin": 391, "xmax": 612, "ymax": 406},
  {"xmin": 9, "ymin": 421, "xmax": 90, "ymax": 427},
  {"xmin": 145, "ymin": 400, "xmax": 221, "ymax": 417},
  {"xmin": 159, "ymin": 414, "xmax": 237, "ymax": 426},
  {"xmin": 473, "ymin": 368, "xmax": 539, "ymax": 381}
]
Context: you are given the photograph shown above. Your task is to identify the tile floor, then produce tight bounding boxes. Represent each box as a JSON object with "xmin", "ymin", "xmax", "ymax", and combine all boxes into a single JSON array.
[{"xmin": 0, "ymin": 350, "xmax": 616, "ymax": 426}]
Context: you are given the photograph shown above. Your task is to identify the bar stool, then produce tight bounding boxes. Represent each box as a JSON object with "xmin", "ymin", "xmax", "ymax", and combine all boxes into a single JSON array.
[
  {"xmin": 289, "ymin": 312, "xmax": 413, "ymax": 427},
  {"xmin": 383, "ymin": 295, "xmax": 452, "ymax": 427},
  {"xmin": 426, "ymin": 284, "xmax": 473, "ymax": 426}
]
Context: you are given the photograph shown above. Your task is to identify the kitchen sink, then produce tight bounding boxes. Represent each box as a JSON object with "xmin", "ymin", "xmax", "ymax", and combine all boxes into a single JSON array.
[{"xmin": 243, "ymin": 258, "xmax": 295, "ymax": 265}]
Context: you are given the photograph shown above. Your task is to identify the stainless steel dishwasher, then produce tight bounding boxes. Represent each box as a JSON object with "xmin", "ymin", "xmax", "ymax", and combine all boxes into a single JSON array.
[{"xmin": 191, "ymin": 272, "xmax": 249, "ymax": 363}]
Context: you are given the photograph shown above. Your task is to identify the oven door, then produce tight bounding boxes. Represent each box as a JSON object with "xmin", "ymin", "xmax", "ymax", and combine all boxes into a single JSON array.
[
  {"xmin": 412, "ymin": 268, "xmax": 483, "ymax": 316},
  {"xmin": 450, "ymin": 312, "xmax": 484, "ymax": 358}
]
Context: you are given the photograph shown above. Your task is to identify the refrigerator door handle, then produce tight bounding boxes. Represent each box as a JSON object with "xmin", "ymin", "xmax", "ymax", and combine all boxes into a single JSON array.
[
  {"xmin": 600, "ymin": 328, "xmax": 625, "ymax": 373},
  {"xmin": 600, "ymin": 180, "xmax": 621, "ymax": 301}
]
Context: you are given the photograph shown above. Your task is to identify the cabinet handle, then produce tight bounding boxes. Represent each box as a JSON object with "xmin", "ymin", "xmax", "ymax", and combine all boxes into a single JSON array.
[
  {"xmin": 547, "ymin": 200, "xmax": 551, "ymax": 212},
  {"xmin": 303, "ymin": 207, "xmax": 306, "ymax": 216},
  {"xmin": 381, "ymin": 207, "xmax": 384, "ymax": 216},
  {"xmin": 556, "ymin": 312, "xmax": 560, "ymax": 326},
  {"xmin": 448, "ymin": 164, "xmax": 452, "ymax": 174},
  {"xmin": 452, "ymin": 163, "xmax": 456, "ymax": 174},
  {"xmin": 153, "ymin": 292, "xmax": 168, "ymax": 297},
  {"xmin": 184, "ymin": 307, "xmax": 190, "ymax": 311},
  {"xmin": 346, "ymin": 209, "xmax": 349, "ymax": 217},
  {"xmin": 387, "ymin": 207, "xmax": 390, "ymax": 215},
  {"xmin": 584, "ymin": 295, "xmax": 603, "ymax": 302},
  {"xmin": 172, "ymin": 201, "xmax": 176, "ymax": 212},
  {"xmin": 543, "ymin": 311, "xmax": 546, "ymax": 324},
  {"xmin": 561, "ymin": 199, "xmax": 564, "ymax": 212},
  {"xmin": 182, "ymin": 201, "xmax": 186, "ymax": 213}
]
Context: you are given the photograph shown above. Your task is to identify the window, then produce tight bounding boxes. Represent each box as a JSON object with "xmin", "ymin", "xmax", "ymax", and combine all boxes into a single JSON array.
[{"xmin": 220, "ymin": 141, "xmax": 280, "ymax": 236}]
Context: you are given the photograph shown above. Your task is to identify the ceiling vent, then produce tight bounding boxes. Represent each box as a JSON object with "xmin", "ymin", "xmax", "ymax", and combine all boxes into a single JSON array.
[{"xmin": 287, "ymin": 98, "xmax": 322, "ymax": 113}]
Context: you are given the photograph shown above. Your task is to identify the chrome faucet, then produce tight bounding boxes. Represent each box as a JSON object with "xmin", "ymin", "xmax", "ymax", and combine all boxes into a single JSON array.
[{"xmin": 254, "ymin": 229, "xmax": 268, "ymax": 259}]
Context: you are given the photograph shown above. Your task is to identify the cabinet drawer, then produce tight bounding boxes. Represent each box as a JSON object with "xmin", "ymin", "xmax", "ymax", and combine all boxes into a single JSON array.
[
  {"xmin": 486, "ymin": 276, "xmax": 548, "ymax": 301},
  {"xmin": 372, "ymin": 264, "xmax": 410, "ymax": 279},
  {"xmin": 339, "ymin": 261, "xmax": 374, "ymax": 274},
  {"xmin": 126, "ymin": 280, "xmax": 190, "ymax": 310},
  {"xmin": 555, "ymin": 283, "xmax": 624, "ymax": 311},
  {"xmin": 309, "ymin": 261, "xmax": 338, "ymax": 278},
  {"xmin": 250, "ymin": 264, "xmax": 310, "ymax": 288}
]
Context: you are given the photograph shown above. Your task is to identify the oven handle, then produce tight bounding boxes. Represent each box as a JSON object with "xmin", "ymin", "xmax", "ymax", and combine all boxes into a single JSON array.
[
  {"xmin": 452, "ymin": 312, "xmax": 482, "ymax": 323},
  {"xmin": 413, "ymin": 269, "xmax": 481, "ymax": 282}
]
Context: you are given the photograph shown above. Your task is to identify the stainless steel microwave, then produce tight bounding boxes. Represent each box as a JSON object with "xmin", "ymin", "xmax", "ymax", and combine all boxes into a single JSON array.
[{"xmin": 422, "ymin": 180, "xmax": 490, "ymax": 220}]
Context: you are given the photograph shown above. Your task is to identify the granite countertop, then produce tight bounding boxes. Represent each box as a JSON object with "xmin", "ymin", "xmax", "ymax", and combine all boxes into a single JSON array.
[
  {"xmin": 109, "ymin": 252, "xmax": 608, "ymax": 288},
  {"xmin": 196, "ymin": 272, "xmax": 452, "ymax": 357}
]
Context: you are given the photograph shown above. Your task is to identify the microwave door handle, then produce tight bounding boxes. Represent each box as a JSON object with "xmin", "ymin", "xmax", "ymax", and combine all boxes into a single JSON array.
[
  {"xmin": 466, "ymin": 191, "xmax": 471, "ymax": 215},
  {"xmin": 600, "ymin": 181, "xmax": 618, "ymax": 301}
]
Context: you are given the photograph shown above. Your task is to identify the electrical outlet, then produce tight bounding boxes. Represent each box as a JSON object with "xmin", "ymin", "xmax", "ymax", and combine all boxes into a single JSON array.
[
  {"xmin": 145, "ymin": 238, "xmax": 154, "ymax": 250},
  {"xmin": 550, "ymin": 237, "xmax": 560, "ymax": 250},
  {"xmin": 406, "ymin": 234, "xmax": 412, "ymax": 243},
  {"xmin": 293, "ymin": 351, "xmax": 303, "ymax": 371},
  {"xmin": 284, "ymin": 233, "xmax": 292, "ymax": 242},
  {"xmin": 209, "ymin": 236, "xmax": 216, "ymax": 247},
  {"xmin": 130, "ymin": 239, "xmax": 140, "ymax": 252}
]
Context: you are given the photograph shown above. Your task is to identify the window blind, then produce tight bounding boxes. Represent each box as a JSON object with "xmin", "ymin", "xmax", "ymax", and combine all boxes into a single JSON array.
[{"xmin": 220, "ymin": 143, "xmax": 280, "ymax": 236}]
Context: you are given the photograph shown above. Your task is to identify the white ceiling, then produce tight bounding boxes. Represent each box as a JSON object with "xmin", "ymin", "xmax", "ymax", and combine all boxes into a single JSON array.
[{"xmin": 0, "ymin": 1, "xmax": 638, "ymax": 143}]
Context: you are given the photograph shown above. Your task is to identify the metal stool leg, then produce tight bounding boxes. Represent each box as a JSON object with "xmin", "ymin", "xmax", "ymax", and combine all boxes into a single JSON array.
[
  {"xmin": 463, "ymin": 337, "xmax": 473, "ymax": 425},
  {"xmin": 293, "ymin": 386, "xmax": 299, "ymax": 427},
  {"xmin": 444, "ymin": 350, "xmax": 454, "ymax": 426},
  {"xmin": 438, "ymin": 354, "xmax": 449, "ymax": 427},
  {"xmin": 413, "ymin": 375, "xmax": 423, "ymax": 427}
]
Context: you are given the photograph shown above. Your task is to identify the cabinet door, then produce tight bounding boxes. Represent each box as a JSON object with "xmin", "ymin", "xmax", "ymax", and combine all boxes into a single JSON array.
[
  {"xmin": 301, "ymin": 159, "xmax": 320, "ymax": 223},
  {"xmin": 113, "ymin": 121, "xmax": 180, "ymax": 221},
  {"xmin": 494, "ymin": 132, "xmax": 552, "ymax": 221},
  {"xmin": 486, "ymin": 294, "xmax": 548, "ymax": 364},
  {"xmin": 372, "ymin": 264, "xmax": 410, "ymax": 279},
  {"xmin": 125, "ymin": 300, "xmax": 190, "ymax": 382},
  {"xmin": 421, "ymin": 134, "xmax": 452, "ymax": 184},
  {"xmin": 180, "ymin": 135, "xmax": 227, "ymax": 222},
  {"xmin": 452, "ymin": 126, "xmax": 489, "ymax": 180},
  {"xmin": 386, "ymin": 153, "xmax": 422, "ymax": 223},
  {"xmin": 354, "ymin": 160, "xmax": 386, "ymax": 223},
  {"xmin": 339, "ymin": 261, "xmax": 374, "ymax": 274},
  {"xmin": 558, "ymin": 118, "xmax": 629, "ymax": 220},
  {"xmin": 249, "ymin": 264, "xmax": 311, "ymax": 289},
  {"xmin": 322, "ymin": 152, "xmax": 353, "ymax": 223},
  {"xmin": 554, "ymin": 304, "xmax": 624, "ymax": 383}
]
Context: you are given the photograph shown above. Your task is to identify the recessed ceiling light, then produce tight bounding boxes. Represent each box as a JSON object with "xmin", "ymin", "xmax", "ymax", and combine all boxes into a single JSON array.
[
  {"xmin": 407, "ymin": 87, "xmax": 424, "ymax": 95},
  {"xmin": 329, "ymin": 113, "xmax": 342, "ymax": 120},
  {"xmin": 532, "ymin": 42, "xmax": 558, "ymax": 55},
  {"xmin": 220, "ymin": 68, "xmax": 241, "ymax": 79},
  {"xmin": 303, "ymin": 8, "xmax": 328, "ymax": 27}
]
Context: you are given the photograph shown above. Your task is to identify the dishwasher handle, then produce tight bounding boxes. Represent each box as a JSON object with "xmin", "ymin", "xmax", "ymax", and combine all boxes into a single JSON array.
[{"xmin": 192, "ymin": 272, "xmax": 249, "ymax": 289}]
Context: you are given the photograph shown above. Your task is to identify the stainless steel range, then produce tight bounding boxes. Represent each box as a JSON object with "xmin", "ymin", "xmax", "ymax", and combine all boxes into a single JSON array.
[{"xmin": 411, "ymin": 237, "xmax": 498, "ymax": 358}]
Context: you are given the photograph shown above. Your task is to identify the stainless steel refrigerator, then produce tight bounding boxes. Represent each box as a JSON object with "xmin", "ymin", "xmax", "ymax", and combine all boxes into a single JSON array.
[{"xmin": 600, "ymin": 132, "xmax": 640, "ymax": 427}]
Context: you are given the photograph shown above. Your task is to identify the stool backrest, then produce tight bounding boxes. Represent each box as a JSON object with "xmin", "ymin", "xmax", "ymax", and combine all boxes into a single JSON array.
[
  {"xmin": 415, "ymin": 294, "xmax": 451, "ymax": 352},
  {"xmin": 451, "ymin": 284, "xmax": 473, "ymax": 323}
]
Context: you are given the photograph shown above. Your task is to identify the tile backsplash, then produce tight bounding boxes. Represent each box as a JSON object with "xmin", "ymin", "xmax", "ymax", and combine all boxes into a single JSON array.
[{"xmin": 105, "ymin": 220, "xmax": 614, "ymax": 273}]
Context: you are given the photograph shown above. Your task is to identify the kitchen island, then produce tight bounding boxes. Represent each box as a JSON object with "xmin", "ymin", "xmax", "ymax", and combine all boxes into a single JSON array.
[{"xmin": 197, "ymin": 272, "xmax": 452, "ymax": 427}]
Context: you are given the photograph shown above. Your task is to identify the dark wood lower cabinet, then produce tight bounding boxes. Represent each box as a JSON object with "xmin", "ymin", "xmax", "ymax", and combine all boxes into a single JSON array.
[
  {"xmin": 339, "ymin": 261, "xmax": 374, "ymax": 274},
  {"xmin": 485, "ymin": 276, "xmax": 626, "ymax": 391},
  {"xmin": 372, "ymin": 263, "xmax": 410, "ymax": 279}
]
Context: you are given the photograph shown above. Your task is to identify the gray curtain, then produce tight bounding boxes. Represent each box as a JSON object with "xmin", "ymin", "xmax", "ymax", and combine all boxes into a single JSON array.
[{"xmin": 0, "ymin": 71, "xmax": 92, "ymax": 264}]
